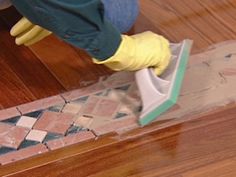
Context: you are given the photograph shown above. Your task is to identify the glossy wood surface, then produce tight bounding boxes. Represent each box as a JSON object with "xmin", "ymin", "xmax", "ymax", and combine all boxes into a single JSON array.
[
  {"xmin": 0, "ymin": 104, "xmax": 236, "ymax": 177},
  {"xmin": 1, "ymin": 0, "xmax": 236, "ymax": 176}
]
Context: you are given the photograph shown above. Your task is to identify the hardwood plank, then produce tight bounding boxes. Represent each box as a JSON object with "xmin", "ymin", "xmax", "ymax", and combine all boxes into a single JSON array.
[
  {"xmin": 29, "ymin": 36, "xmax": 113, "ymax": 90},
  {"xmin": 1, "ymin": 0, "xmax": 236, "ymax": 176},
  {"xmin": 0, "ymin": 53, "xmax": 36, "ymax": 108},
  {"xmin": 134, "ymin": 0, "xmax": 236, "ymax": 53},
  {"xmin": 0, "ymin": 20, "xmax": 65, "ymax": 107}
]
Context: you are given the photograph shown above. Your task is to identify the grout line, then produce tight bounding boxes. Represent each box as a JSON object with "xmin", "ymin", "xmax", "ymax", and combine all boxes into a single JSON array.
[
  {"xmin": 16, "ymin": 107, "xmax": 22, "ymax": 116},
  {"xmin": 59, "ymin": 94, "xmax": 69, "ymax": 104}
]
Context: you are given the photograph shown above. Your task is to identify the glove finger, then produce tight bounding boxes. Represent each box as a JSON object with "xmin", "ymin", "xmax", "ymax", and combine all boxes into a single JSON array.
[
  {"xmin": 10, "ymin": 17, "xmax": 34, "ymax": 36},
  {"xmin": 15, "ymin": 26, "xmax": 43, "ymax": 45},
  {"xmin": 24, "ymin": 30, "xmax": 52, "ymax": 46}
]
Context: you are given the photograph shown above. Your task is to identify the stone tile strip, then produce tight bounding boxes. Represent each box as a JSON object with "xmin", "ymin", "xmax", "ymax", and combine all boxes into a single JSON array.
[
  {"xmin": 46, "ymin": 131, "xmax": 95, "ymax": 151},
  {"xmin": 0, "ymin": 144, "xmax": 48, "ymax": 165},
  {"xmin": 93, "ymin": 116, "xmax": 139, "ymax": 136},
  {"xmin": 61, "ymin": 82, "xmax": 106, "ymax": 102},
  {"xmin": 0, "ymin": 107, "xmax": 21, "ymax": 121},
  {"xmin": 17, "ymin": 95, "xmax": 65, "ymax": 114}
]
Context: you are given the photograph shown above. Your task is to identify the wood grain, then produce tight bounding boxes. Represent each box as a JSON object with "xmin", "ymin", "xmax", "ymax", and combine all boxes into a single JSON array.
[
  {"xmin": 134, "ymin": 0, "xmax": 236, "ymax": 53},
  {"xmin": 1, "ymin": 104, "xmax": 236, "ymax": 177},
  {"xmin": 29, "ymin": 36, "xmax": 113, "ymax": 90},
  {"xmin": 1, "ymin": 0, "xmax": 236, "ymax": 176},
  {"xmin": 0, "ymin": 20, "xmax": 64, "ymax": 107}
]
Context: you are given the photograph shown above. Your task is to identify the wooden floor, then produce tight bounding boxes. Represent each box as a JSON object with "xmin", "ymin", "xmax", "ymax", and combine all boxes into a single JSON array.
[{"xmin": 1, "ymin": 0, "xmax": 236, "ymax": 176}]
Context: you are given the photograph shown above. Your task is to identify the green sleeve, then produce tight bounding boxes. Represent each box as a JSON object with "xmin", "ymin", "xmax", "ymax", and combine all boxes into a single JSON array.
[{"xmin": 11, "ymin": 0, "xmax": 122, "ymax": 60}]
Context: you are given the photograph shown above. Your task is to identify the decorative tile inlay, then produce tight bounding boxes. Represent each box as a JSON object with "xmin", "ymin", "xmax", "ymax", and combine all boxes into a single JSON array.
[
  {"xmin": 81, "ymin": 96, "xmax": 120, "ymax": 119},
  {"xmin": 23, "ymin": 110, "xmax": 43, "ymax": 118},
  {"xmin": 16, "ymin": 116, "xmax": 37, "ymax": 129},
  {"xmin": 18, "ymin": 95, "xmax": 65, "ymax": 115},
  {"xmin": 66, "ymin": 125, "xmax": 84, "ymax": 135},
  {"xmin": 1, "ymin": 41, "xmax": 236, "ymax": 165},
  {"xmin": 18, "ymin": 140, "xmax": 39, "ymax": 149},
  {"xmin": 0, "ymin": 71, "xmax": 142, "ymax": 165},
  {"xmin": 0, "ymin": 144, "xmax": 48, "ymax": 165},
  {"xmin": 0, "ymin": 123, "xmax": 29, "ymax": 149},
  {"xmin": 74, "ymin": 116, "xmax": 93, "ymax": 129},
  {"xmin": 93, "ymin": 116, "xmax": 139, "ymax": 136},
  {"xmin": 0, "ymin": 147, "xmax": 15, "ymax": 156},
  {"xmin": 62, "ymin": 103, "xmax": 82, "ymax": 114},
  {"xmin": 46, "ymin": 131, "xmax": 95, "ymax": 151},
  {"xmin": 26, "ymin": 130, "xmax": 47, "ymax": 142},
  {"xmin": 48, "ymin": 104, "xmax": 65, "ymax": 112},
  {"xmin": 43, "ymin": 132, "xmax": 63, "ymax": 143},
  {"xmin": 0, "ymin": 107, "xmax": 20, "ymax": 121},
  {"xmin": 33, "ymin": 111, "xmax": 74, "ymax": 135},
  {"xmin": 1, "ymin": 116, "xmax": 21, "ymax": 125}
]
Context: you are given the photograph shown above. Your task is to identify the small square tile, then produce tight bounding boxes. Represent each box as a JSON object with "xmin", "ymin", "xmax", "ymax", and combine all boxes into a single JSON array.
[
  {"xmin": 16, "ymin": 116, "xmax": 37, "ymax": 129},
  {"xmin": 33, "ymin": 111, "xmax": 74, "ymax": 135},
  {"xmin": 26, "ymin": 130, "xmax": 47, "ymax": 142},
  {"xmin": 81, "ymin": 96, "xmax": 100, "ymax": 116},
  {"xmin": 107, "ymin": 90, "xmax": 126, "ymax": 101},
  {"xmin": 74, "ymin": 116, "xmax": 93, "ymax": 129},
  {"xmin": 0, "ymin": 123, "xmax": 29, "ymax": 149},
  {"xmin": 81, "ymin": 96, "xmax": 120, "ymax": 119},
  {"xmin": 62, "ymin": 103, "xmax": 82, "ymax": 115},
  {"xmin": 92, "ymin": 98, "xmax": 120, "ymax": 118}
]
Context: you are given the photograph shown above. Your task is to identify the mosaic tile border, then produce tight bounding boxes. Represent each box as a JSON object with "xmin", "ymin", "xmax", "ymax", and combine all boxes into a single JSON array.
[{"xmin": 0, "ymin": 72, "xmax": 141, "ymax": 165}]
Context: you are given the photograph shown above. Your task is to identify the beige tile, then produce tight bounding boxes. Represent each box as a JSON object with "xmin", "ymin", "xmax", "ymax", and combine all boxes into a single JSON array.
[
  {"xmin": 62, "ymin": 103, "xmax": 82, "ymax": 115},
  {"xmin": 16, "ymin": 116, "xmax": 37, "ymax": 129}
]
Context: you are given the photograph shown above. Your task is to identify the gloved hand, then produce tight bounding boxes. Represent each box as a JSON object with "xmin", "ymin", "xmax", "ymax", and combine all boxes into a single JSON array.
[
  {"xmin": 93, "ymin": 31, "xmax": 171, "ymax": 76},
  {"xmin": 10, "ymin": 17, "xmax": 52, "ymax": 46}
]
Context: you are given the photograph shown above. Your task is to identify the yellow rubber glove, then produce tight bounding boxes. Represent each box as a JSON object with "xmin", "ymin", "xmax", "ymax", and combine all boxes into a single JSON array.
[
  {"xmin": 93, "ymin": 31, "xmax": 171, "ymax": 76},
  {"xmin": 10, "ymin": 17, "xmax": 52, "ymax": 46}
]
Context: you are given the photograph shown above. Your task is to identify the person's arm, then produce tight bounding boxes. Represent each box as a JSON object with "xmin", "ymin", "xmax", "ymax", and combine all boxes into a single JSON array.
[
  {"xmin": 0, "ymin": 0, "xmax": 11, "ymax": 10},
  {"xmin": 11, "ymin": 0, "xmax": 121, "ymax": 60},
  {"xmin": 11, "ymin": 0, "xmax": 171, "ymax": 75}
]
